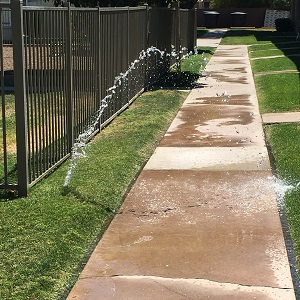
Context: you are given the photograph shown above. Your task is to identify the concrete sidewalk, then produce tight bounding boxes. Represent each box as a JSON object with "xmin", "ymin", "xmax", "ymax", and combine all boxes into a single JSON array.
[{"xmin": 67, "ymin": 33, "xmax": 296, "ymax": 299}]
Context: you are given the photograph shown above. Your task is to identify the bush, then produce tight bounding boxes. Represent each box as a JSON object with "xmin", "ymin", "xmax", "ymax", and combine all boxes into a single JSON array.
[{"xmin": 275, "ymin": 18, "xmax": 293, "ymax": 32}]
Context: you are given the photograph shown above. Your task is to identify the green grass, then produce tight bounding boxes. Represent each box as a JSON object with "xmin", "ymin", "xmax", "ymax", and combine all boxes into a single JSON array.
[
  {"xmin": 265, "ymin": 124, "xmax": 300, "ymax": 185},
  {"xmin": 0, "ymin": 50, "xmax": 211, "ymax": 300},
  {"xmin": 0, "ymin": 94, "xmax": 17, "ymax": 183},
  {"xmin": 249, "ymin": 41, "xmax": 300, "ymax": 52},
  {"xmin": 251, "ymin": 56, "xmax": 300, "ymax": 73},
  {"xmin": 264, "ymin": 125, "xmax": 300, "ymax": 274},
  {"xmin": 254, "ymin": 73, "xmax": 300, "ymax": 113},
  {"xmin": 221, "ymin": 29, "xmax": 297, "ymax": 45},
  {"xmin": 249, "ymin": 47, "xmax": 300, "ymax": 58}
]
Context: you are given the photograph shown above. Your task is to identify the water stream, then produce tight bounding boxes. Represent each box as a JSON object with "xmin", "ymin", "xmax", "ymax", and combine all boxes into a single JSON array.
[{"xmin": 63, "ymin": 46, "xmax": 203, "ymax": 187}]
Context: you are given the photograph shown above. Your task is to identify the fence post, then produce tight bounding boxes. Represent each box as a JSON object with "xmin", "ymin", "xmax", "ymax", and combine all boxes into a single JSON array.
[
  {"xmin": 127, "ymin": 6, "xmax": 130, "ymax": 103},
  {"xmin": 11, "ymin": 0, "xmax": 29, "ymax": 196},
  {"xmin": 194, "ymin": 8, "xmax": 197, "ymax": 49},
  {"xmin": 175, "ymin": 2, "xmax": 181, "ymax": 80},
  {"xmin": 144, "ymin": 4, "xmax": 149, "ymax": 90},
  {"xmin": 65, "ymin": 2, "xmax": 73, "ymax": 152},
  {"xmin": 97, "ymin": 6, "xmax": 101, "ymax": 129}
]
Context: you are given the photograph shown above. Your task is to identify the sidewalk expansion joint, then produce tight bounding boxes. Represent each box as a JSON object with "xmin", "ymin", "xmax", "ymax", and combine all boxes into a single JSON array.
[
  {"xmin": 81, "ymin": 274, "xmax": 294, "ymax": 292},
  {"xmin": 119, "ymin": 202, "xmax": 226, "ymax": 217}
]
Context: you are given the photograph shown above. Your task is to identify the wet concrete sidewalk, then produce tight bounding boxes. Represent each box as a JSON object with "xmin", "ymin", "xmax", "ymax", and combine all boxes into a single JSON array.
[{"xmin": 67, "ymin": 33, "xmax": 296, "ymax": 299}]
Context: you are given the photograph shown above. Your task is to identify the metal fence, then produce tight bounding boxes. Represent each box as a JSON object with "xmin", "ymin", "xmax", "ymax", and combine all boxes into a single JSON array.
[{"xmin": 0, "ymin": 1, "xmax": 196, "ymax": 196}]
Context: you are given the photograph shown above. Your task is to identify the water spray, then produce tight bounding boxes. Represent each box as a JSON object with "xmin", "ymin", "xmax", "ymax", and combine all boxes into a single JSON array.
[{"xmin": 64, "ymin": 45, "xmax": 204, "ymax": 187}]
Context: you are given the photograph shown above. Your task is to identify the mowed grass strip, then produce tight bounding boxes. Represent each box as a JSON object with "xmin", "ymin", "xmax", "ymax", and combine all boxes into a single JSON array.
[
  {"xmin": 249, "ymin": 41, "xmax": 300, "ymax": 52},
  {"xmin": 0, "ymin": 89, "xmax": 188, "ymax": 300},
  {"xmin": 220, "ymin": 29, "xmax": 297, "ymax": 45},
  {"xmin": 249, "ymin": 47, "xmax": 300, "ymax": 59},
  {"xmin": 251, "ymin": 56, "xmax": 300, "ymax": 73},
  {"xmin": 264, "ymin": 124, "xmax": 300, "ymax": 272},
  {"xmin": 254, "ymin": 73, "xmax": 300, "ymax": 113}
]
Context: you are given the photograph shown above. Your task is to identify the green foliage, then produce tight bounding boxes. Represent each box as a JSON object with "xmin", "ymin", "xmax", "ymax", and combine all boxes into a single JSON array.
[{"xmin": 210, "ymin": 0, "xmax": 290, "ymax": 9}]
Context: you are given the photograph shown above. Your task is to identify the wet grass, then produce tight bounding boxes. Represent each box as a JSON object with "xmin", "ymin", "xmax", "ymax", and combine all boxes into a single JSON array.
[
  {"xmin": 255, "ymin": 73, "xmax": 300, "ymax": 113},
  {"xmin": 264, "ymin": 124, "xmax": 300, "ymax": 276}
]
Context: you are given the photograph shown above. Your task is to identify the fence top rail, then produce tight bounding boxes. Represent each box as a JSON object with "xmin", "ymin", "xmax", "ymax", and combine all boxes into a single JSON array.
[
  {"xmin": 23, "ymin": 5, "xmax": 147, "ymax": 12},
  {"xmin": 0, "ymin": 3, "xmax": 11, "ymax": 9}
]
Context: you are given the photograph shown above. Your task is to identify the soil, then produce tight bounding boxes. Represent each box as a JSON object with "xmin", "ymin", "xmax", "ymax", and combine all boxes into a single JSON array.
[{"xmin": 2, "ymin": 45, "xmax": 14, "ymax": 71}]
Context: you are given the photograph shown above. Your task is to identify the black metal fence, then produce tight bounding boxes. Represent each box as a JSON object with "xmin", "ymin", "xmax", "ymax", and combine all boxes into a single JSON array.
[{"xmin": 0, "ymin": 1, "xmax": 196, "ymax": 196}]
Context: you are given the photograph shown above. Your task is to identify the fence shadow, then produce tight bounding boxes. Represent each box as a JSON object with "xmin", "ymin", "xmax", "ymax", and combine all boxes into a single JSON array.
[{"xmin": 150, "ymin": 71, "xmax": 208, "ymax": 90}]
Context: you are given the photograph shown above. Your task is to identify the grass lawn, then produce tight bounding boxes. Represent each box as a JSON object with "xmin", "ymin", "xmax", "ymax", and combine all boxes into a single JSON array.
[
  {"xmin": 249, "ymin": 41, "xmax": 300, "ymax": 53},
  {"xmin": 251, "ymin": 56, "xmax": 300, "ymax": 73},
  {"xmin": 221, "ymin": 29, "xmax": 298, "ymax": 45},
  {"xmin": 254, "ymin": 73, "xmax": 300, "ymax": 113},
  {"xmin": 249, "ymin": 47, "xmax": 300, "ymax": 58},
  {"xmin": 264, "ymin": 124, "xmax": 300, "ymax": 271},
  {"xmin": 0, "ymin": 49, "xmax": 212, "ymax": 300},
  {"xmin": 0, "ymin": 94, "xmax": 17, "ymax": 183}
]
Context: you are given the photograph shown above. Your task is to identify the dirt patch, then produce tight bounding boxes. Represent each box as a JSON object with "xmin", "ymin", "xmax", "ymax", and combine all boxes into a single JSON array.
[{"xmin": 2, "ymin": 46, "xmax": 14, "ymax": 71}]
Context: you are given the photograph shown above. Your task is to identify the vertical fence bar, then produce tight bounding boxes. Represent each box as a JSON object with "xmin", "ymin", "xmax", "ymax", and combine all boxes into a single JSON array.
[
  {"xmin": 97, "ymin": 6, "xmax": 101, "ymax": 130},
  {"xmin": 144, "ymin": 4, "xmax": 149, "ymax": 90},
  {"xmin": 0, "ymin": 8, "xmax": 9, "ymax": 185},
  {"xmin": 11, "ymin": 0, "xmax": 28, "ymax": 196},
  {"xmin": 176, "ymin": 3, "xmax": 181, "ymax": 79},
  {"xmin": 66, "ymin": 3, "xmax": 73, "ymax": 152},
  {"xmin": 127, "ymin": 7, "xmax": 130, "ymax": 103},
  {"xmin": 193, "ymin": 8, "xmax": 197, "ymax": 50}
]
